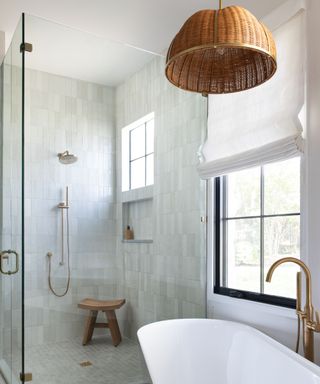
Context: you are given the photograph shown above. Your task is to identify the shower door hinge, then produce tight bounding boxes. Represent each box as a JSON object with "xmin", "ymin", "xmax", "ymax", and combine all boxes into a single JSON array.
[
  {"xmin": 200, "ymin": 216, "xmax": 208, "ymax": 223},
  {"xmin": 20, "ymin": 42, "xmax": 33, "ymax": 53},
  {"xmin": 20, "ymin": 372, "xmax": 33, "ymax": 382}
]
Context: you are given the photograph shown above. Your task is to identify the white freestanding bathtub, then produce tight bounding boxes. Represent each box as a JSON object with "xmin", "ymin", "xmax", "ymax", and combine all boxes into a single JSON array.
[{"xmin": 138, "ymin": 319, "xmax": 320, "ymax": 384}]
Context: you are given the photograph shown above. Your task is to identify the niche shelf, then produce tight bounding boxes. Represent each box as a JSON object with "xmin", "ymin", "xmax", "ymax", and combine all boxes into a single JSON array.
[
  {"xmin": 122, "ymin": 239, "xmax": 153, "ymax": 244},
  {"xmin": 122, "ymin": 192, "xmax": 153, "ymax": 243}
]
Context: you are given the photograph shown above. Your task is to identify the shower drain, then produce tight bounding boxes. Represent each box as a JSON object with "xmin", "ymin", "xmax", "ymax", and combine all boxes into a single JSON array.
[{"xmin": 80, "ymin": 361, "xmax": 93, "ymax": 367}]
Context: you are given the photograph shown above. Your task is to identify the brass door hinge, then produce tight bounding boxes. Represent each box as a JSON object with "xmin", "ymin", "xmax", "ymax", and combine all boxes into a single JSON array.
[
  {"xmin": 20, "ymin": 372, "xmax": 33, "ymax": 382},
  {"xmin": 20, "ymin": 43, "xmax": 33, "ymax": 53}
]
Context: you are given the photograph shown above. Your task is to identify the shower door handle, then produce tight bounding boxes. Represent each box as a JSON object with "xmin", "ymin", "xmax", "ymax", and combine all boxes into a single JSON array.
[{"xmin": 0, "ymin": 250, "xmax": 19, "ymax": 275}]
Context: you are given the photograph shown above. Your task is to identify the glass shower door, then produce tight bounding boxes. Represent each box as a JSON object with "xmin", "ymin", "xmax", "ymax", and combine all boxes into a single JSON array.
[{"xmin": 0, "ymin": 16, "xmax": 25, "ymax": 383}]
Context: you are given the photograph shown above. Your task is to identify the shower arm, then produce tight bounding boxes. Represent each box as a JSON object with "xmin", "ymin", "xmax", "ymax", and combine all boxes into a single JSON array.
[{"xmin": 58, "ymin": 150, "xmax": 69, "ymax": 157}]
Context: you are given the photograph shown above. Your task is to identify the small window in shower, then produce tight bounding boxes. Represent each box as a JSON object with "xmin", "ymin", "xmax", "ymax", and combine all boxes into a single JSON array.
[{"xmin": 122, "ymin": 112, "xmax": 154, "ymax": 191}]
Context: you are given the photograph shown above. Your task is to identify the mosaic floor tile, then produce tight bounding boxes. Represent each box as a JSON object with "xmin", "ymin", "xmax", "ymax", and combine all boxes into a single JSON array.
[{"xmin": 24, "ymin": 336, "xmax": 151, "ymax": 384}]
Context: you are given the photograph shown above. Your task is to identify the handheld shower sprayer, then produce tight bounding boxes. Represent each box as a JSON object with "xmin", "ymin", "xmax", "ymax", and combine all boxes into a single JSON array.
[{"xmin": 47, "ymin": 186, "xmax": 71, "ymax": 297}]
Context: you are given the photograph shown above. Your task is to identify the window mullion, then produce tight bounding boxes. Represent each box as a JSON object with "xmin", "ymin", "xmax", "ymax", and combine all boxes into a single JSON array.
[
  {"xmin": 222, "ymin": 176, "xmax": 228, "ymax": 286},
  {"xmin": 215, "ymin": 178, "xmax": 222, "ymax": 289}
]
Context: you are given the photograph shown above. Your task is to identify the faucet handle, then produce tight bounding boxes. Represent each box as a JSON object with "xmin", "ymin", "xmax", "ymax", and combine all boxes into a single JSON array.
[
  {"xmin": 316, "ymin": 310, "xmax": 320, "ymax": 325},
  {"xmin": 310, "ymin": 310, "xmax": 320, "ymax": 332}
]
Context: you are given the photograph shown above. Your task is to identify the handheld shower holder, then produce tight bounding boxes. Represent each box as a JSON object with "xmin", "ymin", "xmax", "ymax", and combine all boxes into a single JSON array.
[{"xmin": 58, "ymin": 202, "xmax": 69, "ymax": 209}]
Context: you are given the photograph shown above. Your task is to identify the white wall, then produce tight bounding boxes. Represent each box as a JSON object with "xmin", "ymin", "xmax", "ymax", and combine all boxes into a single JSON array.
[
  {"xmin": 207, "ymin": 0, "xmax": 320, "ymax": 364},
  {"xmin": 24, "ymin": 68, "xmax": 117, "ymax": 349},
  {"xmin": 305, "ymin": 0, "xmax": 320, "ymax": 306},
  {"xmin": 305, "ymin": 0, "xmax": 320, "ymax": 361},
  {"xmin": 0, "ymin": 32, "xmax": 5, "ymax": 64},
  {"xmin": 115, "ymin": 55, "xmax": 208, "ymax": 338},
  {"xmin": 23, "ymin": 53, "xmax": 208, "ymax": 348}
]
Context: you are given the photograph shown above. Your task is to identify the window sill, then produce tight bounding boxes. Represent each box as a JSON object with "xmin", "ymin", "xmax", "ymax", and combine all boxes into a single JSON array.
[
  {"xmin": 121, "ymin": 185, "xmax": 153, "ymax": 203},
  {"xmin": 208, "ymin": 291, "xmax": 297, "ymax": 320},
  {"xmin": 214, "ymin": 286, "xmax": 296, "ymax": 309}
]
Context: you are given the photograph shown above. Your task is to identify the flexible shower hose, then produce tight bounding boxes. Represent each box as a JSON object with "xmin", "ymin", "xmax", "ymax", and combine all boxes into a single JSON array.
[{"xmin": 47, "ymin": 207, "xmax": 71, "ymax": 297}]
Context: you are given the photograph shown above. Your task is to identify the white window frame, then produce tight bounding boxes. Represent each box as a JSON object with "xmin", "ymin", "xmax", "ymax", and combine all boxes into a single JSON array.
[{"xmin": 121, "ymin": 112, "xmax": 154, "ymax": 192}]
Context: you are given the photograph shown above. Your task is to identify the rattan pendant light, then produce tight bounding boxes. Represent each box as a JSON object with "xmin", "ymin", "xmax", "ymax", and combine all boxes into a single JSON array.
[{"xmin": 165, "ymin": 1, "xmax": 277, "ymax": 94}]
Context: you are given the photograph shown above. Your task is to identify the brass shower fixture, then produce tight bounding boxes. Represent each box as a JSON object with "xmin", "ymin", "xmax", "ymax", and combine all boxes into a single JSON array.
[{"xmin": 58, "ymin": 150, "xmax": 78, "ymax": 164}]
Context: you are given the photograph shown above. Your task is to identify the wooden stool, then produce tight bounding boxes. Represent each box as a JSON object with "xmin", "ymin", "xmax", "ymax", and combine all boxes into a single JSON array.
[{"xmin": 78, "ymin": 298, "xmax": 125, "ymax": 347}]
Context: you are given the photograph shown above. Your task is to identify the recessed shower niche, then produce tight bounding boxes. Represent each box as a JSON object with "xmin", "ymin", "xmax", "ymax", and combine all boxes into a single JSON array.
[{"xmin": 122, "ymin": 186, "xmax": 153, "ymax": 243}]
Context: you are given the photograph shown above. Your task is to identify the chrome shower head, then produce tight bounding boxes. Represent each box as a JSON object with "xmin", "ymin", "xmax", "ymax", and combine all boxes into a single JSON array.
[{"xmin": 58, "ymin": 151, "xmax": 78, "ymax": 165}]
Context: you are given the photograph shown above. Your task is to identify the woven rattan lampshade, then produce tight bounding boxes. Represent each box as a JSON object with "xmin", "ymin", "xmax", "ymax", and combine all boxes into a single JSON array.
[{"xmin": 165, "ymin": 5, "xmax": 277, "ymax": 94}]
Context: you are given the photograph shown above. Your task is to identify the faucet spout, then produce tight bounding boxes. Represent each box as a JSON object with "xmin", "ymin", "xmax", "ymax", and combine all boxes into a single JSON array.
[
  {"xmin": 266, "ymin": 257, "xmax": 312, "ymax": 312},
  {"xmin": 266, "ymin": 257, "xmax": 316, "ymax": 362}
]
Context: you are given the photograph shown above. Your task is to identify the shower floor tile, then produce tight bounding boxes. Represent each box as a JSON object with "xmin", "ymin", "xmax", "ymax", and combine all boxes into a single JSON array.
[{"xmin": 25, "ymin": 336, "xmax": 151, "ymax": 384}]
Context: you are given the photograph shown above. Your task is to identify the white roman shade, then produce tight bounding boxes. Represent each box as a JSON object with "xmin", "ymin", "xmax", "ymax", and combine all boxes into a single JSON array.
[{"xmin": 198, "ymin": 3, "xmax": 305, "ymax": 179}]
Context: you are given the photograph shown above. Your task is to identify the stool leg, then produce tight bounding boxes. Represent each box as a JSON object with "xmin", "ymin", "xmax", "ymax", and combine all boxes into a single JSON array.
[
  {"xmin": 105, "ymin": 310, "xmax": 122, "ymax": 346},
  {"xmin": 82, "ymin": 310, "xmax": 98, "ymax": 345}
]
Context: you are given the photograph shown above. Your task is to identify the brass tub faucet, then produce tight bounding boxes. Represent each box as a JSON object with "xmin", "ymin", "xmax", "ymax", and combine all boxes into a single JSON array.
[{"xmin": 266, "ymin": 257, "xmax": 320, "ymax": 363}]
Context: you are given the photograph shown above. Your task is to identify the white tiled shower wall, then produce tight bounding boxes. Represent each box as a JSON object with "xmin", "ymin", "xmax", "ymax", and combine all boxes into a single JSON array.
[
  {"xmin": 115, "ymin": 56, "xmax": 208, "ymax": 337},
  {"xmin": 24, "ymin": 69, "xmax": 118, "ymax": 347},
  {"xmin": 2, "ymin": 54, "xmax": 208, "ymax": 350}
]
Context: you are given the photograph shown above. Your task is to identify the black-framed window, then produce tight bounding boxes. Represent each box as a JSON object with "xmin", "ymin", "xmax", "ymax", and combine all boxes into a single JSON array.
[{"xmin": 214, "ymin": 157, "xmax": 300, "ymax": 308}]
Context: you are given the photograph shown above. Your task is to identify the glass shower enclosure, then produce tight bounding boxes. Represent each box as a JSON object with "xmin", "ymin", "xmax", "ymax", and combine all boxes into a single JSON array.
[
  {"xmin": 0, "ymin": 15, "xmax": 26, "ymax": 384},
  {"xmin": 0, "ymin": 10, "xmax": 207, "ymax": 384}
]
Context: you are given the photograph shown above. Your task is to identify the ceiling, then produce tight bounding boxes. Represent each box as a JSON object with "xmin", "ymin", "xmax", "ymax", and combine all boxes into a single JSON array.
[
  {"xmin": 0, "ymin": 0, "xmax": 289, "ymax": 54},
  {"xmin": 0, "ymin": 0, "xmax": 288, "ymax": 86},
  {"xmin": 23, "ymin": 15, "xmax": 156, "ymax": 86}
]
